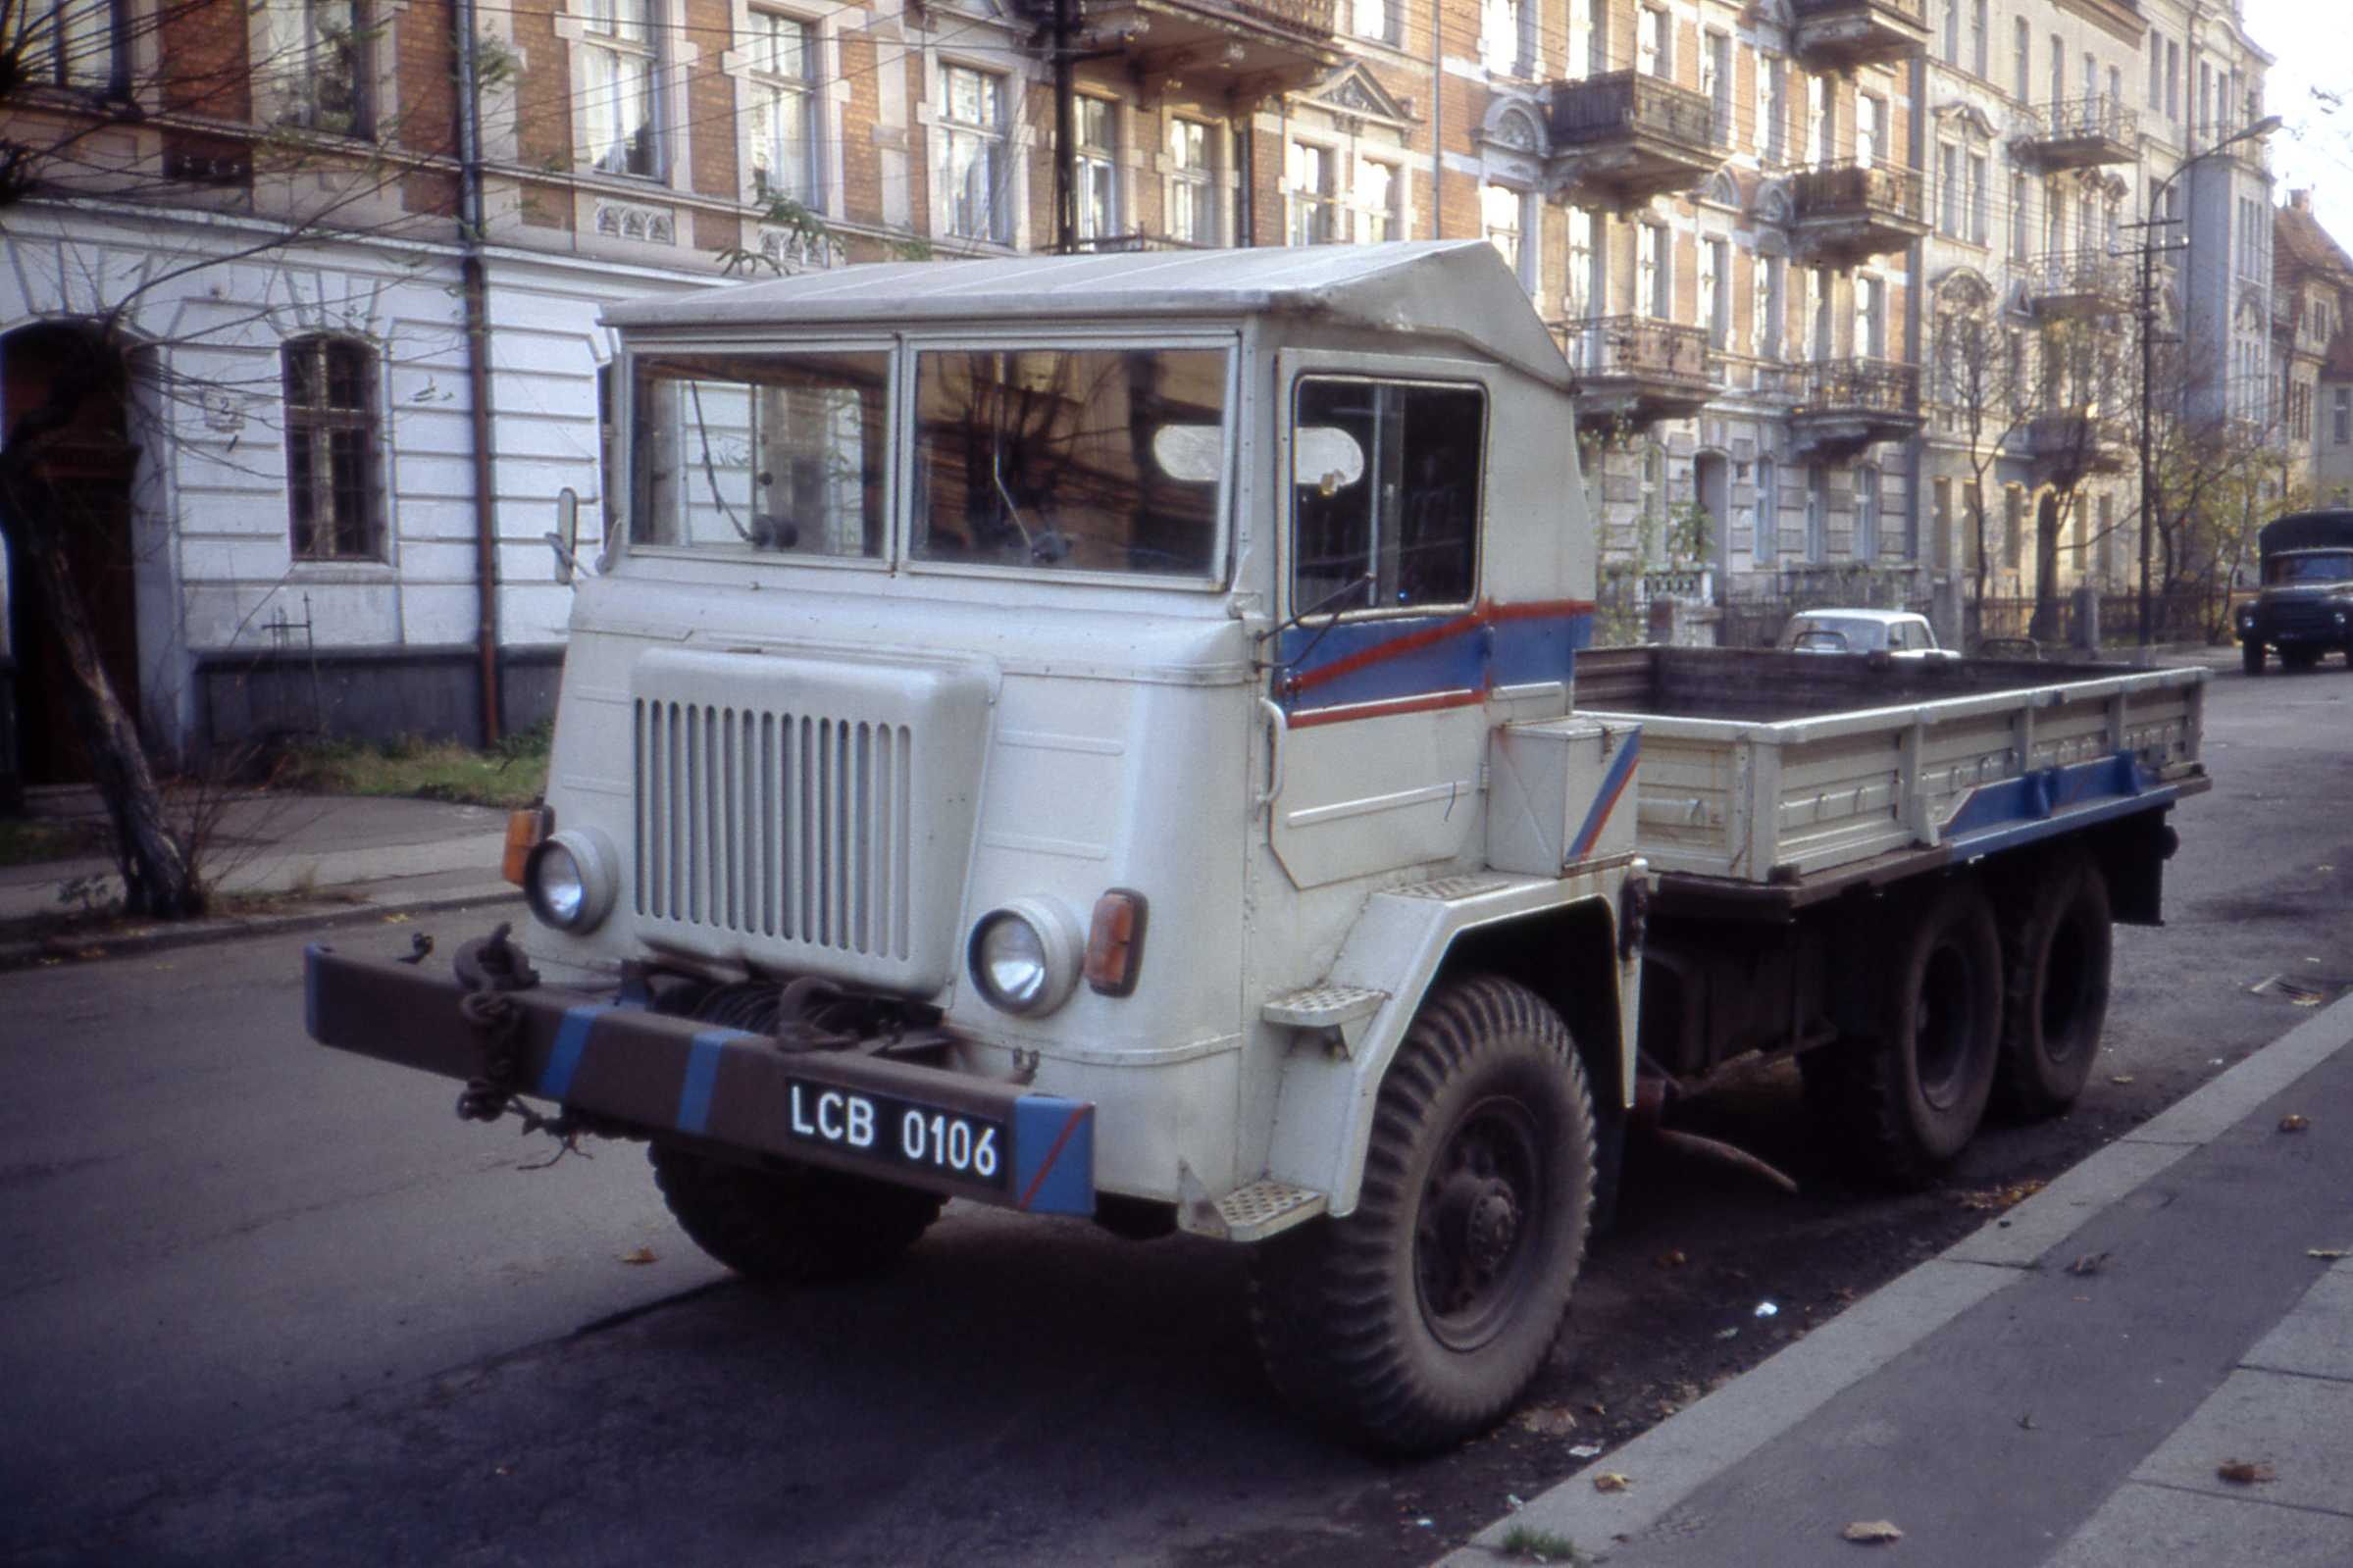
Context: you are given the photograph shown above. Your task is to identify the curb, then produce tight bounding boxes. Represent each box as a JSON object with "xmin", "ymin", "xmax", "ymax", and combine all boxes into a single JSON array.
[
  {"xmin": 1436, "ymin": 990, "xmax": 2353, "ymax": 1566},
  {"xmin": 0, "ymin": 884, "xmax": 524, "ymax": 973}
]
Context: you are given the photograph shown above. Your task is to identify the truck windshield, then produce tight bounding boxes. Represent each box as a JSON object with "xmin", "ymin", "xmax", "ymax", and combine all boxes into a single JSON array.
[
  {"xmin": 631, "ymin": 349, "xmax": 889, "ymax": 558},
  {"xmin": 908, "ymin": 346, "xmax": 1227, "ymax": 579},
  {"xmin": 2266, "ymin": 551, "xmax": 2353, "ymax": 585}
]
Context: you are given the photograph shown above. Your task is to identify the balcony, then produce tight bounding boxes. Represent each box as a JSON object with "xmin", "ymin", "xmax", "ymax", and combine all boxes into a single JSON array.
[
  {"xmin": 1788, "ymin": 0, "xmax": 1929, "ymax": 74},
  {"xmin": 1552, "ymin": 316, "xmax": 1714, "ymax": 432},
  {"xmin": 1062, "ymin": 0, "xmax": 1340, "ymax": 97},
  {"xmin": 2014, "ymin": 96, "xmax": 2140, "ymax": 172},
  {"xmin": 1547, "ymin": 71, "xmax": 1719, "ymax": 209},
  {"xmin": 2017, "ymin": 250, "xmax": 2132, "ymax": 321},
  {"xmin": 2026, "ymin": 411, "xmax": 2130, "ymax": 482},
  {"xmin": 1789, "ymin": 358, "xmax": 1922, "ymax": 460},
  {"xmin": 1789, "ymin": 160, "xmax": 1928, "ymax": 263}
]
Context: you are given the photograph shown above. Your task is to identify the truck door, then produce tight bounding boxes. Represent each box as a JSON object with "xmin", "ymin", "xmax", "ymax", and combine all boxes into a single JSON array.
[{"xmin": 1264, "ymin": 352, "xmax": 1500, "ymax": 889}]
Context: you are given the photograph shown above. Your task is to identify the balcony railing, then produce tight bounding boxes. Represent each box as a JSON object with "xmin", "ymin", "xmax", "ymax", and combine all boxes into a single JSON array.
[
  {"xmin": 1788, "ymin": 0, "xmax": 1929, "ymax": 72},
  {"xmin": 1792, "ymin": 160, "xmax": 1925, "ymax": 226},
  {"xmin": 1552, "ymin": 316, "xmax": 1712, "ymax": 384},
  {"xmin": 2016, "ymin": 95, "xmax": 2139, "ymax": 169},
  {"xmin": 2026, "ymin": 411, "xmax": 2131, "ymax": 477},
  {"xmin": 2017, "ymin": 249, "xmax": 2132, "ymax": 316},
  {"xmin": 1793, "ymin": 358, "xmax": 1920, "ymax": 420},
  {"xmin": 1223, "ymin": 0, "xmax": 1337, "ymax": 41},
  {"xmin": 1056, "ymin": 231, "xmax": 1209, "ymax": 255},
  {"xmin": 1551, "ymin": 70, "xmax": 1715, "ymax": 154}
]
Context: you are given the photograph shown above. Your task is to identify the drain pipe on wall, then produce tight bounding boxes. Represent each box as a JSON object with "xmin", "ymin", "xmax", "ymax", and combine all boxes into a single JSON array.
[
  {"xmin": 1429, "ymin": 0, "xmax": 1441, "ymax": 236},
  {"xmin": 455, "ymin": 0, "xmax": 503, "ymax": 744}
]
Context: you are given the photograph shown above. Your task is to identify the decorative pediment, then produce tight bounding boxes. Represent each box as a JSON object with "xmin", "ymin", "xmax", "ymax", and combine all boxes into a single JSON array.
[
  {"xmin": 1476, "ymin": 92, "xmax": 1547, "ymax": 157},
  {"xmin": 1756, "ymin": 178, "xmax": 1793, "ymax": 228},
  {"xmin": 1933, "ymin": 265, "xmax": 1995, "ymax": 307},
  {"xmin": 1700, "ymin": 168, "xmax": 1748, "ymax": 213},
  {"xmin": 1934, "ymin": 101, "xmax": 2001, "ymax": 140},
  {"xmin": 1305, "ymin": 63, "xmax": 1419, "ymax": 128}
]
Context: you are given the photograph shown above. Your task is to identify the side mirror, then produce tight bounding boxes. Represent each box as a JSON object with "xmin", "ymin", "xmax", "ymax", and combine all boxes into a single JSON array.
[{"xmin": 547, "ymin": 487, "xmax": 581, "ymax": 584}]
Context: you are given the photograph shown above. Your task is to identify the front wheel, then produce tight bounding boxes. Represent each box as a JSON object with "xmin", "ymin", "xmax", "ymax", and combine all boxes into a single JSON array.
[
  {"xmin": 1249, "ymin": 976, "xmax": 1596, "ymax": 1453},
  {"xmin": 1834, "ymin": 881, "xmax": 2004, "ymax": 1188},
  {"xmin": 649, "ymin": 1145, "xmax": 945, "ymax": 1283}
]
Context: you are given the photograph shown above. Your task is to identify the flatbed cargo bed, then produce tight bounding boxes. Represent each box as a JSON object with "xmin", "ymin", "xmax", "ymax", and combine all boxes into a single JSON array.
[{"xmin": 1572, "ymin": 646, "xmax": 2208, "ymax": 896}]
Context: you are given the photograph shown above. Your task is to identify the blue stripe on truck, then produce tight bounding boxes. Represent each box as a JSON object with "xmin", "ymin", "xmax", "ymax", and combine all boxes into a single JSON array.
[
  {"xmin": 676, "ymin": 1030, "xmax": 744, "ymax": 1135},
  {"xmin": 537, "ymin": 1004, "xmax": 607, "ymax": 1101}
]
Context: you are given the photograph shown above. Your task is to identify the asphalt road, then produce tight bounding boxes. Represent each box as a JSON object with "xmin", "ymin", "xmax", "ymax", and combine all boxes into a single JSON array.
[{"xmin": 3, "ymin": 659, "xmax": 2348, "ymax": 1568}]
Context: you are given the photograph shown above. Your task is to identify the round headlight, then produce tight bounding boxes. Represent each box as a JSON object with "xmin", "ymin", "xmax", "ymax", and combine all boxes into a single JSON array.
[
  {"xmin": 967, "ymin": 898, "xmax": 1083, "ymax": 1016},
  {"xmin": 525, "ymin": 829, "xmax": 619, "ymax": 933}
]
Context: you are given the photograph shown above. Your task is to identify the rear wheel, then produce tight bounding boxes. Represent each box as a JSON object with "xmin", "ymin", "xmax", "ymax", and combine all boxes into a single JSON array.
[
  {"xmin": 1249, "ymin": 976, "xmax": 1596, "ymax": 1453},
  {"xmin": 649, "ymin": 1144, "xmax": 945, "ymax": 1283},
  {"xmin": 1833, "ymin": 881, "xmax": 2004, "ymax": 1188},
  {"xmin": 1996, "ymin": 854, "xmax": 2113, "ymax": 1120},
  {"xmin": 2243, "ymin": 640, "xmax": 2265, "ymax": 676}
]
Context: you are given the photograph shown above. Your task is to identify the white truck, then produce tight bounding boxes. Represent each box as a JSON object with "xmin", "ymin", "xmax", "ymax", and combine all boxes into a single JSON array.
[{"xmin": 305, "ymin": 242, "xmax": 2207, "ymax": 1453}]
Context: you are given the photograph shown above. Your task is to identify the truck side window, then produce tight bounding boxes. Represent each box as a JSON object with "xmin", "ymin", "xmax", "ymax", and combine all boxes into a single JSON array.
[
  {"xmin": 631, "ymin": 350, "xmax": 889, "ymax": 558},
  {"xmin": 1291, "ymin": 378, "xmax": 1482, "ymax": 615},
  {"xmin": 908, "ymin": 346, "xmax": 1227, "ymax": 578}
]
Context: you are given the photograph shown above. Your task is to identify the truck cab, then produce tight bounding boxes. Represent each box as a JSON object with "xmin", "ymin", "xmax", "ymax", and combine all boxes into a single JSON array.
[{"xmin": 2237, "ymin": 509, "xmax": 2353, "ymax": 673}]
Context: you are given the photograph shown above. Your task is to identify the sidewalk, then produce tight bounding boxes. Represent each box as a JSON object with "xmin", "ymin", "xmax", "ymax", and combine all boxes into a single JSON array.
[
  {"xmin": 0, "ymin": 787, "xmax": 518, "ymax": 960},
  {"xmin": 1442, "ymin": 993, "xmax": 2353, "ymax": 1568}
]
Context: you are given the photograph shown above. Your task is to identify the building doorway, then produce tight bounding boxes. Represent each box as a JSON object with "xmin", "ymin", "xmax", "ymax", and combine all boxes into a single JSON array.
[{"xmin": 1, "ymin": 322, "xmax": 142, "ymax": 786}]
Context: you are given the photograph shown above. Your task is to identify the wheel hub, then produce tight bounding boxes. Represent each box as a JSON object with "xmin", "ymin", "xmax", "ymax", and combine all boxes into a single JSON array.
[{"xmin": 1464, "ymin": 1180, "xmax": 1521, "ymax": 1271}]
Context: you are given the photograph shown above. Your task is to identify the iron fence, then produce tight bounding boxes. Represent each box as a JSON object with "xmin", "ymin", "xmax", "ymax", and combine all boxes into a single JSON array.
[
  {"xmin": 1791, "ymin": 159, "xmax": 1925, "ymax": 226},
  {"xmin": 1550, "ymin": 70, "xmax": 1716, "ymax": 153}
]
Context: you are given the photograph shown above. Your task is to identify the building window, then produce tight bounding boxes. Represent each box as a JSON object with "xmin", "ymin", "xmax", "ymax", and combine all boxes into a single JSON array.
[
  {"xmin": 1941, "ymin": 0, "xmax": 1958, "ymax": 66},
  {"xmin": 1358, "ymin": 159, "xmax": 1400, "ymax": 243},
  {"xmin": 1704, "ymin": 30, "xmax": 1732, "ymax": 147},
  {"xmin": 2149, "ymin": 33, "xmax": 2164, "ymax": 107},
  {"xmin": 1637, "ymin": 4, "xmax": 1667, "ymax": 77},
  {"xmin": 266, "ymin": 0, "xmax": 368, "ymax": 134},
  {"xmin": 1484, "ymin": 182, "xmax": 1522, "ymax": 272},
  {"xmin": 1168, "ymin": 119, "xmax": 1219, "ymax": 245},
  {"xmin": 747, "ymin": 11, "xmax": 817, "ymax": 206},
  {"xmin": 1565, "ymin": 206, "xmax": 1597, "ymax": 318},
  {"xmin": 1857, "ymin": 94, "xmax": 1881, "ymax": 168},
  {"xmin": 1350, "ymin": 0, "xmax": 1399, "ymax": 47},
  {"xmin": 1567, "ymin": 0, "xmax": 1595, "ymax": 76},
  {"xmin": 1857, "ymin": 275, "xmax": 1884, "ymax": 359},
  {"xmin": 1970, "ymin": 0, "xmax": 1986, "ymax": 77},
  {"xmin": 23, "ymin": 0, "xmax": 121, "ymax": 89},
  {"xmin": 2167, "ymin": 40, "xmax": 2179, "ymax": 120},
  {"xmin": 2004, "ymin": 485, "xmax": 2024, "ymax": 570},
  {"xmin": 2048, "ymin": 33, "xmax": 2063, "ymax": 107},
  {"xmin": 1938, "ymin": 142, "xmax": 1962, "ymax": 235},
  {"xmin": 1858, "ymin": 465, "xmax": 1881, "ymax": 560},
  {"xmin": 1289, "ymin": 141, "xmax": 1339, "ymax": 245},
  {"xmin": 283, "ymin": 335, "xmax": 382, "ymax": 562},
  {"xmin": 1702, "ymin": 237, "xmax": 1731, "ymax": 348},
  {"xmin": 2015, "ymin": 19, "xmax": 2030, "ymax": 102},
  {"xmin": 1757, "ymin": 254, "xmax": 1784, "ymax": 360},
  {"xmin": 1969, "ymin": 152, "xmax": 1988, "ymax": 245},
  {"xmin": 584, "ymin": 0, "xmax": 658, "ymax": 177},
  {"xmin": 1806, "ymin": 464, "xmax": 1827, "ymax": 563},
  {"xmin": 1762, "ymin": 55, "xmax": 1785, "ymax": 164},
  {"xmin": 1806, "ymin": 74, "xmax": 1828, "ymax": 165},
  {"xmin": 939, "ymin": 65, "xmax": 1007, "ymax": 242},
  {"xmin": 1075, "ymin": 97, "xmax": 1117, "ymax": 241},
  {"xmin": 1758, "ymin": 461, "xmax": 1778, "ymax": 564},
  {"xmin": 1637, "ymin": 223, "xmax": 1666, "ymax": 320},
  {"xmin": 1482, "ymin": 0, "xmax": 1521, "ymax": 75}
]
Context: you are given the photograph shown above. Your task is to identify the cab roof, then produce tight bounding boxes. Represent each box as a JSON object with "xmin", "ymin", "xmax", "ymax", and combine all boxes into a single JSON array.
[{"xmin": 601, "ymin": 240, "xmax": 1574, "ymax": 391}]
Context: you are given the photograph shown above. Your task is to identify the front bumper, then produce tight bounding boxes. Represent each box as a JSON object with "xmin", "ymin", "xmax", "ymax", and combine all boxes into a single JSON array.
[{"xmin": 303, "ymin": 943, "xmax": 1095, "ymax": 1215}]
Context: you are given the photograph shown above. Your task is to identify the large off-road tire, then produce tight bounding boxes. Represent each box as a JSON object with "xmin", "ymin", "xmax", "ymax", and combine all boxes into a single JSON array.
[
  {"xmin": 1249, "ymin": 976, "xmax": 1596, "ymax": 1454},
  {"xmin": 1835, "ymin": 880, "xmax": 2004, "ymax": 1188},
  {"xmin": 2242, "ymin": 640, "xmax": 2265, "ymax": 676},
  {"xmin": 1995, "ymin": 854, "xmax": 2113, "ymax": 1120},
  {"xmin": 648, "ymin": 1144, "xmax": 945, "ymax": 1283}
]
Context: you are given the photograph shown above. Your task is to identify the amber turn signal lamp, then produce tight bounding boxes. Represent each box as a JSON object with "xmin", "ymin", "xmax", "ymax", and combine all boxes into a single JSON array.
[
  {"xmin": 1084, "ymin": 888, "xmax": 1149, "ymax": 997},
  {"xmin": 501, "ymin": 806, "xmax": 551, "ymax": 885}
]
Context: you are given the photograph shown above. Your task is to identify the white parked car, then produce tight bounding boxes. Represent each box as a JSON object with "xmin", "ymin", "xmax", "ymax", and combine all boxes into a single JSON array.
[{"xmin": 1777, "ymin": 608, "xmax": 1955, "ymax": 659}]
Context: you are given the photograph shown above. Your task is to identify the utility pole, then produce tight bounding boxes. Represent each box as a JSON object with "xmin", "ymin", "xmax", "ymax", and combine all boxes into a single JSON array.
[{"xmin": 1051, "ymin": 0, "xmax": 1077, "ymax": 254}]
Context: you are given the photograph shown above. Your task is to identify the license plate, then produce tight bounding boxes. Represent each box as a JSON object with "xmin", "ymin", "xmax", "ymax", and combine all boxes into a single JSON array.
[{"xmin": 783, "ymin": 1080, "xmax": 1007, "ymax": 1189}]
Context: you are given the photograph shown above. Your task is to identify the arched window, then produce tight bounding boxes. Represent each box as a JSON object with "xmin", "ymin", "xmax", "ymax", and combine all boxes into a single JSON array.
[{"xmin": 281, "ymin": 335, "xmax": 383, "ymax": 561}]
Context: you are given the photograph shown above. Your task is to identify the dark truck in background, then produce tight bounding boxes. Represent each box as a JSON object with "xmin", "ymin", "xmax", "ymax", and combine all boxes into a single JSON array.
[{"xmin": 2237, "ymin": 509, "xmax": 2353, "ymax": 674}]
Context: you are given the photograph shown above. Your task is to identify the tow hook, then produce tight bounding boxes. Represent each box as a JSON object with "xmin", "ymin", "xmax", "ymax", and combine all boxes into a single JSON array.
[{"xmin": 452, "ymin": 924, "xmax": 542, "ymax": 1127}]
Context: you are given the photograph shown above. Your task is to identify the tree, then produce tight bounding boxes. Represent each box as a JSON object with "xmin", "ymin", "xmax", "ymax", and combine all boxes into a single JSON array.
[{"xmin": 1925, "ymin": 274, "xmax": 2031, "ymax": 610}]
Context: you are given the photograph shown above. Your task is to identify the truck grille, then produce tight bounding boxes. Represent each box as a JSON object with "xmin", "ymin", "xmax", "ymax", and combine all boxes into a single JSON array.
[
  {"xmin": 636, "ymin": 700, "xmax": 912, "ymax": 958},
  {"xmin": 626, "ymin": 646, "xmax": 993, "ymax": 994}
]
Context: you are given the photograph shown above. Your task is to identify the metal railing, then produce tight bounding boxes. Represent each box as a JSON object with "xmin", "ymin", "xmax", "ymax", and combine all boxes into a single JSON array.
[
  {"xmin": 1790, "ymin": 0, "xmax": 1924, "ymax": 21},
  {"xmin": 2026, "ymin": 411, "xmax": 2131, "ymax": 459},
  {"xmin": 1550, "ymin": 70, "xmax": 1716, "ymax": 154},
  {"xmin": 1790, "ymin": 159, "xmax": 1926, "ymax": 226},
  {"xmin": 1055, "ymin": 231, "xmax": 1209, "ymax": 255},
  {"xmin": 2021, "ymin": 94, "xmax": 2139, "ymax": 147},
  {"xmin": 1792, "ymin": 358, "xmax": 1920, "ymax": 418},
  {"xmin": 1226, "ymin": 0, "xmax": 1337, "ymax": 37},
  {"xmin": 1551, "ymin": 316, "xmax": 1713, "ymax": 384},
  {"xmin": 2016, "ymin": 248, "xmax": 2132, "ymax": 302}
]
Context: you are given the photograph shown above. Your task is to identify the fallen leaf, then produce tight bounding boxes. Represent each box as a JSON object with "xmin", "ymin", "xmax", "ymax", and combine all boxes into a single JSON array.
[
  {"xmin": 2067, "ymin": 1251, "xmax": 2111, "ymax": 1277},
  {"xmin": 384, "ymin": 912, "xmax": 410, "ymax": 923},
  {"xmin": 1958, "ymin": 1179, "xmax": 2046, "ymax": 1212},
  {"xmin": 2216, "ymin": 1459, "xmax": 2276, "ymax": 1485},
  {"xmin": 2293, "ymin": 993, "xmax": 2324, "ymax": 1008},
  {"xmin": 2309, "ymin": 1248, "xmax": 2349, "ymax": 1260},
  {"xmin": 2279, "ymin": 1114, "xmax": 2311, "ymax": 1133},
  {"xmin": 1842, "ymin": 1520, "xmax": 1904, "ymax": 1543},
  {"xmin": 618, "ymin": 1246, "xmax": 658, "ymax": 1266},
  {"xmin": 1516, "ymin": 1404, "xmax": 1579, "ymax": 1437},
  {"xmin": 2109, "ymin": 1074, "xmax": 2136, "ymax": 1085},
  {"xmin": 1567, "ymin": 1442, "xmax": 1605, "ymax": 1459},
  {"xmin": 1593, "ymin": 1472, "xmax": 1631, "ymax": 1493},
  {"xmin": 1654, "ymin": 1248, "xmax": 1688, "ymax": 1270}
]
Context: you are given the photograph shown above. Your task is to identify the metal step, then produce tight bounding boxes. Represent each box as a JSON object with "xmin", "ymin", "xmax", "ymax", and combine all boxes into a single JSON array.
[
  {"xmin": 1260, "ymin": 984, "xmax": 1388, "ymax": 1031},
  {"xmin": 1213, "ymin": 1180, "xmax": 1328, "ymax": 1242}
]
